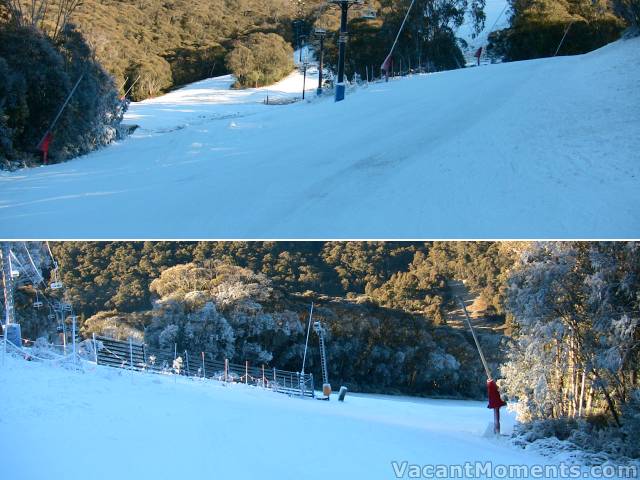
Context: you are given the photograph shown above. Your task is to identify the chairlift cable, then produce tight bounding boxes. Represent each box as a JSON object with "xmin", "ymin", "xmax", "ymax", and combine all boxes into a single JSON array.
[
  {"xmin": 7, "ymin": 250, "xmax": 57, "ymax": 313},
  {"xmin": 21, "ymin": 243, "xmax": 44, "ymax": 285},
  {"xmin": 45, "ymin": 241, "xmax": 58, "ymax": 268}
]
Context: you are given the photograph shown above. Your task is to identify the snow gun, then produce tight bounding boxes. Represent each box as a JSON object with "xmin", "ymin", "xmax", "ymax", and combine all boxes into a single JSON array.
[{"xmin": 457, "ymin": 297, "xmax": 507, "ymax": 434}]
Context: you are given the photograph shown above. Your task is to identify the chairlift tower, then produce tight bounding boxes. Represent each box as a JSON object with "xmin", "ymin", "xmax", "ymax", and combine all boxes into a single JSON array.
[
  {"xmin": 1, "ymin": 241, "xmax": 70, "ymax": 356},
  {"xmin": 1, "ymin": 243, "xmax": 16, "ymax": 326},
  {"xmin": 313, "ymin": 320, "xmax": 331, "ymax": 399},
  {"xmin": 314, "ymin": 28, "xmax": 327, "ymax": 95},
  {"xmin": 328, "ymin": 0, "xmax": 364, "ymax": 102},
  {"xmin": 1, "ymin": 243, "xmax": 21, "ymax": 349}
]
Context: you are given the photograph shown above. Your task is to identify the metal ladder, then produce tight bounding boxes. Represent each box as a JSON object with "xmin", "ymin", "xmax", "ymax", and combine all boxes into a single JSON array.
[{"xmin": 314, "ymin": 321, "xmax": 329, "ymax": 386}]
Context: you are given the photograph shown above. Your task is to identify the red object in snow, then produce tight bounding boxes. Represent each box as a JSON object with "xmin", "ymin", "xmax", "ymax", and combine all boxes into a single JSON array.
[
  {"xmin": 39, "ymin": 131, "xmax": 53, "ymax": 164},
  {"xmin": 381, "ymin": 55, "xmax": 392, "ymax": 73},
  {"xmin": 474, "ymin": 46, "xmax": 483, "ymax": 66},
  {"xmin": 487, "ymin": 379, "xmax": 507, "ymax": 409}
]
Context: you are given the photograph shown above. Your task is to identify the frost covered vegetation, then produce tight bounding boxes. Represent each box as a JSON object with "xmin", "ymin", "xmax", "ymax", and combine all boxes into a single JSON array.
[
  {"xmin": 503, "ymin": 242, "xmax": 640, "ymax": 461},
  {"xmin": 0, "ymin": 1, "xmax": 124, "ymax": 169}
]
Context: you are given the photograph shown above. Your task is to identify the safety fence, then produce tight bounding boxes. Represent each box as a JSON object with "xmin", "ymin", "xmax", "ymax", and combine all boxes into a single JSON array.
[{"xmin": 95, "ymin": 336, "xmax": 314, "ymax": 398}]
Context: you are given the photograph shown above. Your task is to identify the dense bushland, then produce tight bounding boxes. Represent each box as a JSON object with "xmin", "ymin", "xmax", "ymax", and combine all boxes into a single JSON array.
[
  {"xmin": 226, "ymin": 33, "xmax": 294, "ymax": 88},
  {"xmin": 0, "ymin": 22, "xmax": 123, "ymax": 168},
  {"xmin": 488, "ymin": 0, "xmax": 630, "ymax": 61}
]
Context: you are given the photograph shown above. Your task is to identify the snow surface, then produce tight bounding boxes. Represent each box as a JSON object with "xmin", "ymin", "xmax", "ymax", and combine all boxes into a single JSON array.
[
  {"xmin": 0, "ymin": 355, "xmax": 585, "ymax": 480},
  {"xmin": 1, "ymin": 37, "xmax": 639, "ymax": 238}
]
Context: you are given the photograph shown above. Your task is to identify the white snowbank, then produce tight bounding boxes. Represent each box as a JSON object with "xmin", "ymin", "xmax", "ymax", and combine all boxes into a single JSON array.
[{"xmin": 0, "ymin": 37, "xmax": 638, "ymax": 238}]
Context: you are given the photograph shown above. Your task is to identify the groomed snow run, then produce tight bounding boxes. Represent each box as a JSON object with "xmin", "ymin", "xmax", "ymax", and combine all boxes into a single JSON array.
[
  {"xmin": 0, "ymin": 355, "xmax": 608, "ymax": 480},
  {"xmin": 1, "ymin": 37, "xmax": 639, "ymax": 238}
]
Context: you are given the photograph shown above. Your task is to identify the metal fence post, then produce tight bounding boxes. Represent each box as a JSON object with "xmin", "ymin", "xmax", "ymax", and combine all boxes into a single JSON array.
[{"xmin": 72, "ymin": 316, "xmax": 77, "ymax": 367}]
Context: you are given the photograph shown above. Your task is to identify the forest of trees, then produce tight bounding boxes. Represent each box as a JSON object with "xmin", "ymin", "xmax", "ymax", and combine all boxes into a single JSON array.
[
  {"xmin": 318, "ymin": 0, "xmax": 485, "ymax": 78},
  {"xmin": 0, "ymin": 1, "xmax": 124, "ymax": 169},
  {"xmin": 487, "ymin": 0, "xmax": 635, "ymax": 61},
  {"xmin": 28, "ymin": 0, "xmax": 317, "ymax": 100}
]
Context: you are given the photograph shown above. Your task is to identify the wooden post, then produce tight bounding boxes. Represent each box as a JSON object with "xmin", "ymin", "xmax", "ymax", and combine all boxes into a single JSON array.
[
  {"xmin": 494, "ymin": 408, "xmax": 501, "ymax": 434},
  {"xmin": 224, "ymin": 358, "xmax": 228, "ymax": 382},
  {"xmin": 245, "ymin": 360, "xmax": 249, "ymax": 384},
  {"xmin": 273, "ymin": 367, "xmax": 276, "ymax": 384},
  {"xmin": 202, "ymin": 352, "xmax": 206, "ymax": 378},
  {"xmin": 262, "ymin": 364, "xmax": 265, "ymax": 387},
  {"xmin": 185, "ymin": 351, "xmax": 190, "ymax": 377}
]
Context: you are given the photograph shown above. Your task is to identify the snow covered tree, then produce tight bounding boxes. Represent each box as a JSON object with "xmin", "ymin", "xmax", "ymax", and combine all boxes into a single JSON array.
[
  {"xmin": 503, "ymin": 242, "xmax": 640, "ymax": 430},
  {"xmin": 146, "ymin": 299, "xmax": 235, "ymax": 360}
]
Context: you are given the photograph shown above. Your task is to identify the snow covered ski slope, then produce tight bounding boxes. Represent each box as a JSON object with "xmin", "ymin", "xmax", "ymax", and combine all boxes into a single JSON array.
[
  {"xmin": 1, "ymin": 37, "xmax": 638, "ymax": 238},
  {"xmin": 0, "ymin": 356, "xmax": 590, "ymax": 480}
]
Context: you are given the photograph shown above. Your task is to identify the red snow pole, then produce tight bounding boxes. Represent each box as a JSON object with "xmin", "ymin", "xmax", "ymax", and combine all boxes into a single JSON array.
[
  {"xmin": 458, "ymin": 297, "xmax": 506, "ymax": 435},
  {"xmin": 474, "ymin": 47, "xmax": 483, "ymax": 66},
  {"xmin": 38, "ymin": 131, "xmax": 53, "ymax": 164}
]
